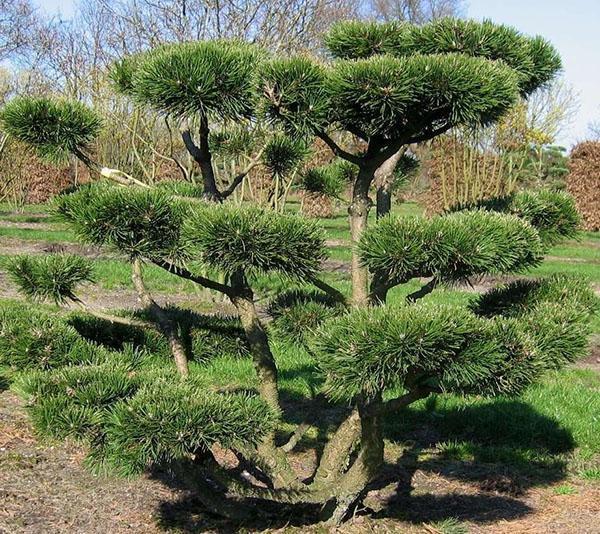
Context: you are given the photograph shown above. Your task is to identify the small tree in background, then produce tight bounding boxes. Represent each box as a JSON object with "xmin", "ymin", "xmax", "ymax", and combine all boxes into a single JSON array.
[
  {"xmin": 0, "ymin": 19, "xmax": 597, "ymax": 526},
  {"xmin": 298, "ymin": 160, "xmax": 351, "ymax": 217}
]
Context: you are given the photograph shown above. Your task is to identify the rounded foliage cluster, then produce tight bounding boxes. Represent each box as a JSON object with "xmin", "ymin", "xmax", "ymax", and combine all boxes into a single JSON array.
[
  {"xmin": 56, "ymin": 184, "xmax": 188, "ymax": 260},
  {"xmin": 7, "ymin": 254, "xmax": 93, "ymax": 304},
  {"xmin": 313, "ymin": 298, "xmax": 593, "ymax": 402},
  {"xmin": 268, "ymin": 289, "xmax": 345, "ymax": 344},
  {"xmin": 262, "ymin": 133, "xmax": 309, "ymax": 177},
  {"xmin": 359, "ymin": 210, "xmax": 543, "ymax": 285},
  {"xmin": 329, "ymin": 53, "xmax": 520, "ymax": 138},
  {"xmin": 183, "ymin": 204, "xmax": 326, "ymax": 279},
  {"xmin": 471, "ymin": 274, "xmax": 599, "ymax": 318},
  {"xmin": 117, "ymin": 41, "xmax": 263, "ymax": 120},
  {"xmin": 258, "ymin": 56, "xmax": 330, "ymax": 136},
  {"xmin": 452, "ymin": 189, "xmax": 580, "ymax": 246},
  {"xmin": 0, "ymin": 303, "xmax": 112, "ymax": 371},
  {"xmin": 20, "ymin": 363, "xmax": 140, "ymax": 442},
  {"xmin": 0, "ymin": 97, "xmax": 101, "ymax": 164},
  {"xmin": 97, "ymin": 382, "xmax": 277, "ymax": 476},
  {"xmin": 299, "ymin": 161, "xmax": 348, "ymax": 197},
  {"xmin": 325, "ymin": 18, "xmax": 561, "ymax": 95}
]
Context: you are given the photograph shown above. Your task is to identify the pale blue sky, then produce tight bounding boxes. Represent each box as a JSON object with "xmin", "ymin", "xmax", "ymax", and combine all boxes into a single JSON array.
[{"xmin": 35, "ymin": 0, "xmax": 600, "ymax": 148}]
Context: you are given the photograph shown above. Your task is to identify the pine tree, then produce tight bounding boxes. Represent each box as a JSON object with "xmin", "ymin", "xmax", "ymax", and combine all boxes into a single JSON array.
[{"xmin": 0, "ymin": 18, "xmax": 596, "ymax": 526}]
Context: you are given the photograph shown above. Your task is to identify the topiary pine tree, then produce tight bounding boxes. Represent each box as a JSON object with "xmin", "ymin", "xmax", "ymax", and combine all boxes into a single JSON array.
[
  {"xmin": 259, "ymin": 18, "xmax": 562, "ymax": 305},
  {"xmin": 1, "ymin": 18, "xmax": 597, "ymax": 527}
]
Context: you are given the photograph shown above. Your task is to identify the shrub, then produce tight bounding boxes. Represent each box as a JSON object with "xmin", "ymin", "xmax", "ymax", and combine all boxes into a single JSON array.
[
  {"xmin": 471, "ymin": 274, "xmax": 599, "ymax": 318},
  {"xmin": 0, "ymin": 303, "xmax": 112, "ymax": 371}
]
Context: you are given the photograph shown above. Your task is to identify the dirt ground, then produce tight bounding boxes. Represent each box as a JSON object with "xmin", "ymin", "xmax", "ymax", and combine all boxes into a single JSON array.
[{"xmin": 1, "ymin": 387, "xmax": 599, "ymax": 534}]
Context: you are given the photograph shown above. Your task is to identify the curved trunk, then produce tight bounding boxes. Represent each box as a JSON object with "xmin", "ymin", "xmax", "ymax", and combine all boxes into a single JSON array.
[
  {"xmin": 231, "ymin": 294, "xmax": 280, "ymax": 411},
  {"xmin": 131, "ymin": 259, "xmax": 189, "ymax": 378},
  {"xmin": 180, "ymin": 118, "xmax": 222, "ymax": 202}
]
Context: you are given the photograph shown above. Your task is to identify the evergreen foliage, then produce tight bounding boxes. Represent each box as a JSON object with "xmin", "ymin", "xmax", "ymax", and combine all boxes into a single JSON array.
[
  {"xmin": 325, "ymin": 18, "xmax": 561, "ymax": 96},
  {"xmin": 299, "ymin": 163, "xmax": 347, "ymax": 198},
  {"xmin": 314, "ymin": 300, "xmax": 591, "ymax": 402},
  {"xmin": 0, "ymin": 304, "xmax": 112, "ymax": 370},
  {"xmin": 97, "ymin": 383, "xmax": 277, "ymax": 476},
  {"xmin": 183, "ymin": 204, "xmax": 326, "ymax": 279},
  {"xmin": 471, "ymin": 274, "xmax": 599, "ymax": 318},
  {"xmin": 269, "ymin": 288, "xmax": 344, "ymax": 343},
  {"xmin": 262, "ymin": 133, "xmax": 309, "ymax": 177},
  {"xmin": 0, "ymin": 19, "xmax": 593, "ymax": 526},
  {"xmin": 122, "ymin": 41, "xmax": 263, "ymax": 119},
  {"xmin": 55, "ymin": 184, "xmax": 188, "ymax": 260},
  {"xmin": 0, "ymin": 97, "xmax": 101, "ymax": 164},
  {"xmin": 7, "ymin": 254, "xmax": 93, "ymax": 303},
  {"xmin": 359, "ymin": 210, "xmax": 543, "ymax": 285},
  {"xmin": 451, "ymin": 189, "xmax": 580, "ymax": 245}
]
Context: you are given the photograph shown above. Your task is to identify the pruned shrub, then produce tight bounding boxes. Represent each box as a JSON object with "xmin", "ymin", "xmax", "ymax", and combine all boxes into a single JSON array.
[{"xmin": 0, "ymin": 303, "xmax": 112, "ymax": 371}]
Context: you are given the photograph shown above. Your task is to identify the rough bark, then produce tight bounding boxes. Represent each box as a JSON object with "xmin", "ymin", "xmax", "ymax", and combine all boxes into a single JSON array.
[
  {"xmin": 374, "ymin": 148, "xmax": 405, "ymax": 219},
  {"xmin": 131, "ymin": 258, "xmax": 190, "ymax": 378},
  {"xmin": 312, "ymin": 408, "xmax": 361, "ymax": 488},
  {"xmin": 230, "ymin": 291, "xmax": 280, "ymax": 411},
  {"xmin": 349, "ymin": 164, "xmax": 376, "ymax": 307},
  {"xmin": 326, "ymin": 396, "xmax": 384, "ymax": 524},
  {"xmin": 180, "ymin": 118, "xmax": 221, "ymax": 202}
]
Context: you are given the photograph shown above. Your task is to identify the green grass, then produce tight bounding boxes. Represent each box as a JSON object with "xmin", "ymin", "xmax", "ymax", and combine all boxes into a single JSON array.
[
  {"xmin": 381, "ymin": 369, "xmax": 600, "ymax": 477},
  {"xmin": 0, "ymin": 226, "xmax": 76, "ymax": 243},
  {"xmin": 548, "ymin": 241, "xmax": 600, "ymax": 262}
]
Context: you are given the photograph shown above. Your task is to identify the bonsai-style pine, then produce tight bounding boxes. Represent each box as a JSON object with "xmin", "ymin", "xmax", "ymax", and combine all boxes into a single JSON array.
[
  {"xmin": 0, "ymin": 18, "xmax": 596, "ymax": 526},
  {"xmin": 259, "ymin": 18, "xmax": 562, "ymax": 304}
]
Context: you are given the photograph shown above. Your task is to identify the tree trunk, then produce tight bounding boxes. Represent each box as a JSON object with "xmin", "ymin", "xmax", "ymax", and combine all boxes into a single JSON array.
[
  {"xmin": 326, "ymin": 397, "xmax": 383, "ymax": 524},
  {"xmin": 180, "ymin": 118, "xmax": 221, "ymax": 202},
  {"xmin": 374, "ymin": 148, "xmax": 405, "ymax": 218},
  {"xmin": 349, "ymin": 165, "xmax": 375, "ymax": 307},
  {"xmin": 312, "ymin": 408, "xmax": 361, "ymax": 488},
  {"xmin": 131, "ymin": 259, "xmax": 189, "ymax": 378},
  {"xmin": 376, "ymin": 185, "xmax": 392, "ymax": 218},
  {"xmin": 231, "ymin": 294, "xmax": 280, "ymax": 411}
]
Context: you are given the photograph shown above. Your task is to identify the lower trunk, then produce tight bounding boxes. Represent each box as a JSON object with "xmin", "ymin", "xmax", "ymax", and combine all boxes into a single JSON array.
[
  {"xmin": 326, "ymin": 397, "xmax": 384, "ymax": 524},
  {"xmin": 230, "ymin": 287, "xmax": 301, "ymax": 489}
]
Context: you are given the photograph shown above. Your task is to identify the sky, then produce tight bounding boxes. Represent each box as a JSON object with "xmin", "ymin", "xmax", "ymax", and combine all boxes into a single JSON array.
[{"xmin": 34, "ymin": 0, "xmax": 600, "ymax": 148}]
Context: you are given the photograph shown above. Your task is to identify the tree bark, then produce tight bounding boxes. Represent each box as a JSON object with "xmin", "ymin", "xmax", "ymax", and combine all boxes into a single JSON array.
[
  {"xmin": 374, "ymin": 147, "xmax": 405, "ymax": 218},
  {"xmin": 180, "ymin": 118, "xmax": 221, "ymax": 202},
  {"xmin": 312, "ymin": 408, "xmax": 361, "ymax": 488},
  {"xmin": 349, "ymin": 164, "xmax": 376, "ymax": 307},
  {"xmin": 326, "ymin": 396, "xmax": 384, "ymax": 524},
  {"xmin": 231, "ymin": 293, "xmax": 280, "ymax": 411},
  {"xmin": 131, "ymin": 258, "xmax": 189, "ymax": 378}
]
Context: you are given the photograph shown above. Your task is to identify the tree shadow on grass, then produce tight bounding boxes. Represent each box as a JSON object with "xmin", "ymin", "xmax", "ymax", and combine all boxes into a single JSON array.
[
  {"xmin": 151, "ymin": 397, "xmax": 570, "ymax": 532},
  {"xmin": 383, "ymin": 396, "xmax": 574, "ymax": 488},
  {"xmin": 0, "ymin": 373, "xmax": 9, "ymax": 392}
]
